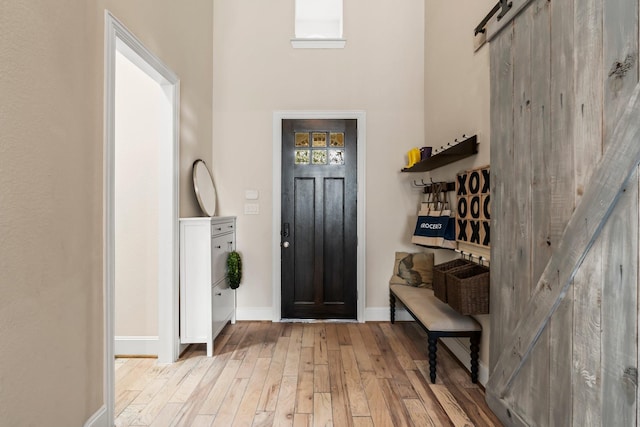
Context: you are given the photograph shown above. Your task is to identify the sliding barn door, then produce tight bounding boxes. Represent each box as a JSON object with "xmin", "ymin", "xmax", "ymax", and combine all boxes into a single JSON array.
[{"xmin": 486, "ymin": 0, "xmax": 639, "ymax": 425}]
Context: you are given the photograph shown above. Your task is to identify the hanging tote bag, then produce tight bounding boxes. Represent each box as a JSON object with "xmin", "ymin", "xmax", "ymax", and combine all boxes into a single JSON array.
[
  {"xmin": 412, "ymin": 183, "xmax": 456, "ymax": 250},
  {"xmin": 440, "ymin": 187, "xmax": 457, "ymax": 250}
]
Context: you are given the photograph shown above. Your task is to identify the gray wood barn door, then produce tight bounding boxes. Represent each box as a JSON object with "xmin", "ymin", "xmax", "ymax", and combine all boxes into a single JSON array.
[{"xmin": 486, "ymin": 0, "xmax": 639, "ymax": 425}]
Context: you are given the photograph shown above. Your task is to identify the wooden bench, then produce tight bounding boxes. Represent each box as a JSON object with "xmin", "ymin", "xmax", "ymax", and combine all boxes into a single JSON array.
[{"xmin": 389, "ymin": 284, "xmax": 481, "ymax": 383}]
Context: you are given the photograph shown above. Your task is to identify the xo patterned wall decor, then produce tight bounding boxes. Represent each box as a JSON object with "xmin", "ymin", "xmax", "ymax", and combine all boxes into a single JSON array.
[{"xmin": 456, "ymin": 165, "xmax": 490, "ymax": 248}]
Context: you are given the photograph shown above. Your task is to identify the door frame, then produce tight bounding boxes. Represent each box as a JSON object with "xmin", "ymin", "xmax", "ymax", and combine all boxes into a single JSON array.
[
  {"xmin": 272, "ymin": 111, "xmax": 366, "ymax": 322},
  {"xmin": 104, "ymin": 11, "xmax": 180, "ymax": 426}
]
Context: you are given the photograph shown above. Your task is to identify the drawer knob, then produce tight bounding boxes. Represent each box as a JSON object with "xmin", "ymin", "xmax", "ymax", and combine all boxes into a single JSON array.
[
  {"xmin": 215, "ymin": 245, "xmax": 221, "ymax": 249},
  {"xmin": 215, "ymin": 292, "xmax": 222, "ymax": 296}
]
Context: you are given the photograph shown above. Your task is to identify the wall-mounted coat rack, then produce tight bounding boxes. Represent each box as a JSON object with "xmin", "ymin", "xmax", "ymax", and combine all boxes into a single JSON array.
[
  {"xmin": 455, "ymin": 249, "xmax": 490, "ymax": 266},
  {"xmin": 412, "ymin": 180, "xmax": 456, "ymax": 194}
]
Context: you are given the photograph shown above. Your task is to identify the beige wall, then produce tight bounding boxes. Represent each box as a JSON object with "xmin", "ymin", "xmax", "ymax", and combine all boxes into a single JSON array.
[
  {"xmin": 212, "ymin": 0, "xmax": 426, "ymax": 315},
  {"xmin": 424, "ymin": 0, "xmax": 494, "ymax": 374},
  {"xmin": 0, "ymin": 1, "xmax": 103, "ymax": 425},
  {"xmin": 424, "ymin": 0, "xmax": 492, "ymax": 174},
  {"xmin": 425, "ymin": 0, "xmax": 492, "ymax": 177},
  {"xmin": 1, "ymin": 0, "xmax": 214, "ymax": 424}
]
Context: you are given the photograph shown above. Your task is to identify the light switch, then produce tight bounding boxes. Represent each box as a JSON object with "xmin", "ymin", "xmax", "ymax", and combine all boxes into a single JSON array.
[
  {"xmin": 245, "ymin": 189, "xmax": 259, "ymax": 200},
  {"xmin": 244, "ymin": 203, "xmax": 259, "ymax": 215}
]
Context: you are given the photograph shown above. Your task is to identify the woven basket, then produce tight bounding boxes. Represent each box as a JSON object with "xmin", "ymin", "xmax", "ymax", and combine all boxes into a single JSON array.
[
  {"xmin": 432, "ymin": 259, "xmax": 474, "ymax": 303},
  {"xmin": 446, "ymin": 264, "xmax": 490, "ymax": 315}
]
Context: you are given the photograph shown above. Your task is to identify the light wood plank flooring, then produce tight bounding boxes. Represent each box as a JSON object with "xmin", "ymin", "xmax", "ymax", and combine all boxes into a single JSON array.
[{"xmin": 115, "ymin": 321, "xmax": 502, "ymax": 427}]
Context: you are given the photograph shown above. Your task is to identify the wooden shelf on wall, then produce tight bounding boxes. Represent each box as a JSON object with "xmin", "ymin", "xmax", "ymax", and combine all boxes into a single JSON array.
[{"xmin": 401, "ymin": 135, "xmax": 478, "ymax": 173}]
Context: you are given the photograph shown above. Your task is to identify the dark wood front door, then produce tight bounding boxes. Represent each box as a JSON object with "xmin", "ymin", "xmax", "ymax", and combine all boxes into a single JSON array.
[{"xmin": 281, "ymin": 119, "xmax": 357, "ymax": 319}]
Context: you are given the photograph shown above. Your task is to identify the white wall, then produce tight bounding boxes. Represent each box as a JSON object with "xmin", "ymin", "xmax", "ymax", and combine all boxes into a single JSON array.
[
  {"xmin": 424, "ymin": 0, "xmax": 495, "ymax": 382},
  {"xmin": 212, "ymin": 0, "xmax": 426, "ymax": 318},
  {"xmin": 114, "ymin": 50, "xmax": 166, "ymax": 340}
]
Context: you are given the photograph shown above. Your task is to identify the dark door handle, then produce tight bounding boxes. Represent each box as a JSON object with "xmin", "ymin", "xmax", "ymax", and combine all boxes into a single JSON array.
[{"xmin": 282, "ymin": 222, "xmax": 290, "ymax": 238}]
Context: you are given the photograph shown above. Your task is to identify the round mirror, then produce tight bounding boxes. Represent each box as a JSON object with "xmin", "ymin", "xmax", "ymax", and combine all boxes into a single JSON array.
[{"xmin": 192, "ymin": 159, "xmax": 217, "ymax": 216}]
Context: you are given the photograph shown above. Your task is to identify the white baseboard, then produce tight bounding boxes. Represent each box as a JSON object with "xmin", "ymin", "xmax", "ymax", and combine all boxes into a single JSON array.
[
  {"xmin": 83, "ymin": 405, "xmax": 107, "ymax": 427},
  {"xmin": 235, "ymin": 307, "xmax": 274, "ymax": 321},
  {"xmin": 114, "ymin": 336, "xmax": 159, "ymax": 356}
]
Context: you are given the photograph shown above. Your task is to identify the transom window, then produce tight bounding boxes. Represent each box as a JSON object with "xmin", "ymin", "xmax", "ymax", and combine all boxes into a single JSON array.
[
  {"xmin": 295, "ymin": 0, "xmax": 343, "ymax": 38},
  {"xmin": 292, "ymin": 0, "xmax": 345, "ymax": 48}
]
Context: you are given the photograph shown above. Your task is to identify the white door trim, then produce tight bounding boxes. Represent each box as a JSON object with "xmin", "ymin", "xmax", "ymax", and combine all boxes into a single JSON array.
[
  {"xmin": 272, "ymin": 111, "xmax": 366, "ymax": 322},
  {"xmin": 104, "ymin": 11, "xmax": 180, "ymax": 426}
]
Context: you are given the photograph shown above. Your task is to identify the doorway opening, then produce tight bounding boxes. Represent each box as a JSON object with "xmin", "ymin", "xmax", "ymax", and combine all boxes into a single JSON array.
[
  {"xmin": 272, "ymin": 112, "xmax": 366, "ymax": 322},
  {"xmin": 113, "ymin": 46, "xmax": 167, "ymax": 357},
  {"xmin": 104, "ymin": 11, "xmax": 180, "ymax": 425}
]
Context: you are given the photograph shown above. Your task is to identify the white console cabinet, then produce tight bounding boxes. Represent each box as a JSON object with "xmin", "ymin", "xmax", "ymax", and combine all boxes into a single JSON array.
[{"xmin": 179, "ymin": 216, "xmax": 236, "ymax": 356}]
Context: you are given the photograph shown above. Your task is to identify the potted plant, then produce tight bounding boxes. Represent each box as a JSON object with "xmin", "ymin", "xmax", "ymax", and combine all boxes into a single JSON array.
[{"xmin": 227, "ymin": 250, "xmax": 242, "ymax": 289}]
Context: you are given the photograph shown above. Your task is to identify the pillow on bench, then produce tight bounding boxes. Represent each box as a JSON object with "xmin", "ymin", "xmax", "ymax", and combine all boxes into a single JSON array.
[{"xmin": 389, "ymin": 251, "xmax": 434, "ymax": 288}]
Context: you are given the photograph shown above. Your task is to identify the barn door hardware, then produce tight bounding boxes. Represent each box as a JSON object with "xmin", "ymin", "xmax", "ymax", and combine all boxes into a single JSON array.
[{"xmin": 474, "ymin": 0, "xmax": 513, "ymax": 36}]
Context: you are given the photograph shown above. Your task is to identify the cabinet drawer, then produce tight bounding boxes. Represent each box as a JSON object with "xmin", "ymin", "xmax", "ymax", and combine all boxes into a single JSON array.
[
  {"xmin": 211, "ymin": 220, "xmax": 235, "ymax": 237},
  {"xmin": 212, "ymin": 282, "xmax": 234, "ymax": 337}
]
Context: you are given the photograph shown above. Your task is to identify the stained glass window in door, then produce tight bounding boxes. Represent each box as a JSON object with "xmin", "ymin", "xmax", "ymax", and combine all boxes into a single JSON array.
[
  {"xmin": 312, "ymin": 150, "xmax": 327, "ymax": 164},
  {"xmin": 312, "ymin": 132, "xmax": 327, "ymax": 147},
  {"xmin": 295, "ymin": 150, "xmax": 310, "ymax": 164},
  {"xmin": 330, "ymin": 132, "xmax": 344, "ymax": 147},
  {"xmin": 295, "ymin": 132, "xmax": 310, "ymax": 147},
  {"xmin": 329, "ymin": 149, "xmax": 344, "ymax": 165}
]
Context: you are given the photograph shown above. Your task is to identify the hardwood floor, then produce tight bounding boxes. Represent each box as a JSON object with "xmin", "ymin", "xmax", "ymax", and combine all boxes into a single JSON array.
[{"xmin": 115, "ymin": 321, "xmax": 502, "ymax": 427}]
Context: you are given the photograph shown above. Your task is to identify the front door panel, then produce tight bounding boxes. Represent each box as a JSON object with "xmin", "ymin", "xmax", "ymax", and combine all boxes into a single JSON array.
[{"xmin": 281, "ymin": 119, "xmax": 357, "ymax": 319}]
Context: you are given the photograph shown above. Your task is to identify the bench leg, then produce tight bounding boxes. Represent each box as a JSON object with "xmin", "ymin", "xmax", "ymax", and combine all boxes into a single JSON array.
[
  {"xmin": 470, "ymin": 332, "xmax": 480, "ymax": 384},
  {"xmin": 389, "ymin": 292, "xmax": 396, "ymax": 324},
  {"xmin": 427, "ymin": 334, "xmax": 438, "ymax": 383}
]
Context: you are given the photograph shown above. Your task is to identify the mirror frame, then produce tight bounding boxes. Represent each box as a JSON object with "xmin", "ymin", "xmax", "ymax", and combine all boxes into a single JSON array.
[{"xmin": 192, "ymin": 159, "xmax": 217, "ymax": 216}]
